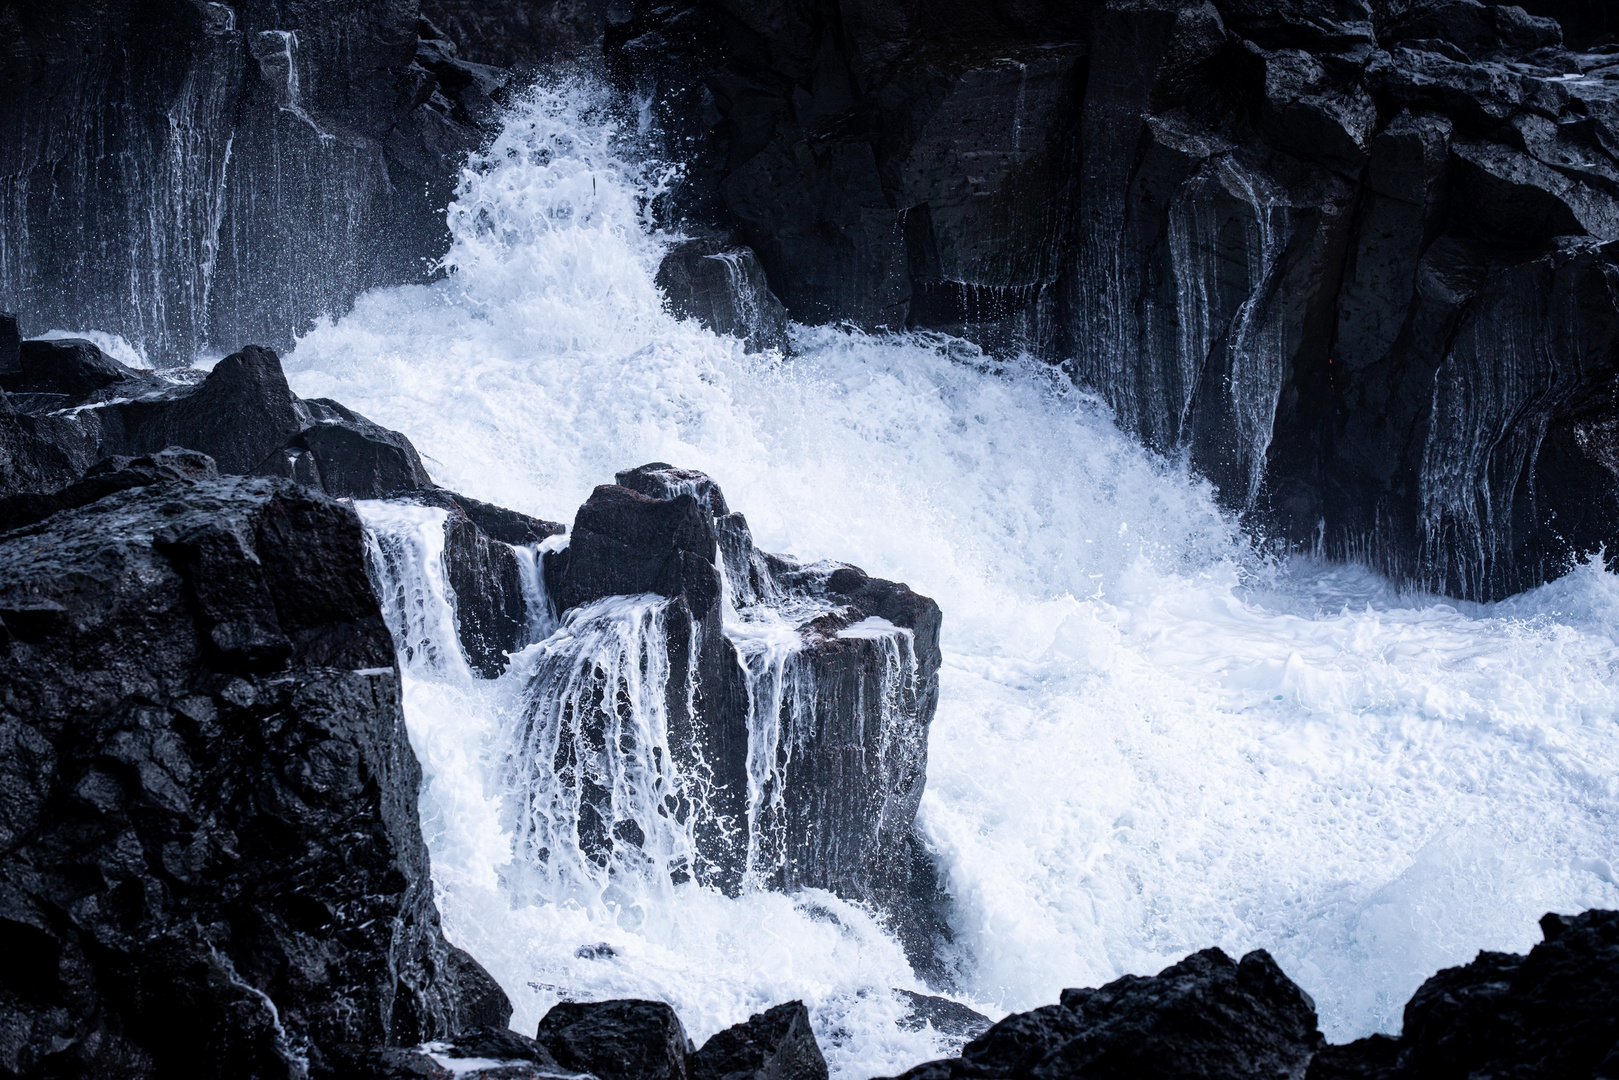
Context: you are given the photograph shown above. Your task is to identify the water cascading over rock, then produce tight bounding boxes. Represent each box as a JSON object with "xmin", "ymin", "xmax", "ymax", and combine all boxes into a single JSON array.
[
  {"xmin": 360, "ymin": 463, "xmax": 948, "ymax": 972},
  {"xmin": 605, "ymin": 0, "xmax": 1619, "ymax": 599}
]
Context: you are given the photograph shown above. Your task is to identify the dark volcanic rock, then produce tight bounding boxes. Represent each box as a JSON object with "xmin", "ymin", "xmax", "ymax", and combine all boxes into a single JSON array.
[
  {"xmin": 0, "ymin": 447, "xmax": 219, "ymax": 533},
  {"xmin": 0, "ymin": 474, "xmax": 507, "ymax": 1079},
  {"xmin": 361, "ymin": 1024, "xmax": 580, "ymax": 1079},
  {"xmin": 0, "ymin": 341, "xmax": 435, "ymax": 502},
  {"xmin": 690, "ymin": 1001, "xmax": 828, "ymax": 1080},
  {"xmin": 0, "ymin": 313, "xmax": 18, "ymax": 378},
  {"xmin": 0, "ymin": 5, "xmax": 509, "ymax": 365},
  {"xmin": 607, "ymin": 0, "xmax": 1619, "ymax": 599},
  {"xmin": 383, "ymin": 488, "xmax": 566, "ymax": 678},
  {"xmin": 894, "ymin": 991, "xmax": 994, "ymax": 1042},
  {"xmin": 539, "ymin": 463, "xmax": 947, "ymax": 971},
  {"xmin": 3, "ymin": 338, "xmax": 147, "ymax": 400},
  {"xmin": 1308, "ymin": 908, "xmax": 1619, "ymax": 1080},
  {"xmin": 656, "ymin": 237, "xmax": 791, "ymax": 352},
  {"xmin": 885, "ymin": 948, "xmax": 1322, "ymax": 1080},
  {"xmin": 536, "ymin": 999, "xmax": 693, "ymax": 1080}
]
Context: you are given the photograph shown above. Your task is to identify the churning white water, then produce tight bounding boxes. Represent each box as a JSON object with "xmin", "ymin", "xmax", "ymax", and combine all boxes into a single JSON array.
[{"xmin": 283, "ymin": 82, "xmax": 1619, "ymax": 1075}]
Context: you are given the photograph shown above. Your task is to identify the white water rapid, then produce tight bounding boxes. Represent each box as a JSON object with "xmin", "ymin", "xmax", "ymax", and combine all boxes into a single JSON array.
[{"xmin": 280, "ymin": 82, "xmax": 1619, "ymax": 1077}]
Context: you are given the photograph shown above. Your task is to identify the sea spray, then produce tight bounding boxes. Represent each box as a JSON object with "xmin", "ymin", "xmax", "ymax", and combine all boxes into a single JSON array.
[{"xmin": 293, "ymin": 78, "xmax": 1619, "ymax": 1067}]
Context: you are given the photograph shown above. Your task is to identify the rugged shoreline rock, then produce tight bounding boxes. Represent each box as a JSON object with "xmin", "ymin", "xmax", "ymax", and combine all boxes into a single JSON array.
[
  {"xmin": 541, "ymin": 463, "xmax": 949, "ymax": 973},
  {"xmin": 605, "ymin": 0, "xmax": 1619, "ymax": 599},
  {"xmin": 883, "ymin": 909, "xmax": 1619, "ymax": 1080},
  {"xmin": 0, "ymin": 473, "xmax": 508, "ymax": 1078}
]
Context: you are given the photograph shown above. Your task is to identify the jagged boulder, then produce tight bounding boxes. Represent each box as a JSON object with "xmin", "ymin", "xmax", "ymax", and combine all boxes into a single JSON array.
[
  {"xmin": 656, "ymin": 237, "xmax": 791, "ymax": 353},
  {"xmin": 690, "ymin": 1001, "xmax": 828, "ymax": 1080},
  {"xmin": 384, "ymin": 488, "xmax": 566, "ymax": 678},
  {"xmin": 884, "ymin": 948, "xmax": 1323, "ymax": 1080},
  {"xmin": 536, "ymin": 999, "xmax": 694, "ymax": 1080},
  {"xmin": 0, "ymin": 339, "xmax": 434, "ymax": 500},
  {"xmin": 538, "ymin": 464, "xmax": 947, "ymax": 970},
  {"xmin": 894, "ymin": 991, "xmax": 994, "ymax": 1043},
  {"xmin": 1310, "ymin": 909, "xmax": 1619, "ymax": 1079},
  {"xmin": 0, "ymin": 474, "xmax": 507, "ymax": 1079}
]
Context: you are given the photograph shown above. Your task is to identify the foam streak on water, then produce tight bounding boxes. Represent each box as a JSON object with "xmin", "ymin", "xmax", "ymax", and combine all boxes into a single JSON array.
[{"xmin": 291, "ymin": 82, "xmax": 1619, "ymax": 1070}]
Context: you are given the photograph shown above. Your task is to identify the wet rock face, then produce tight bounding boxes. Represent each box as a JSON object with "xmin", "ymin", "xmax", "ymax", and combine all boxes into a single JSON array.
[
  {"xmin": 613, "ymin": 0, "xmax": 1619, "ymax": 599},
  {"xmin": 689, "ymin": 1001, "xmax": 828, "ymax": 1080},
  {"xmin": 1310, "ymin": 909, "xmax": 1619, "ymax": 1080},
  {"xmin": 887, "ymin": 947, "xmax": 1323, "ymax": 1080},
  {"xmin": 539, "ymin": 463, "xmax": 948, "ymax": 971},
  {"xmin": 656, "ymin": 237, "xmax": 791, "ymax": 353},
  {"xmin": 0, "ymin": 475, "xmax": 507, "ymax": 1079},
  {"xmin": 0, "ymin": 338, "xmax": 433, "ymax": 499},
  {"xmin": 537, "ymin": 999, "xmax": 694, "ymax": 1080},
  {"xmin": 0, "ymin": 5, "xmax": 506, "ymax": 365}
]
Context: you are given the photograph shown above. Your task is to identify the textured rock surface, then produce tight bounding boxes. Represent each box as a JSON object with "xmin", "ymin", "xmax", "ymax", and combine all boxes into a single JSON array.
[
  {"xmin": 542, "ymin": 463, "xmax": 947, "ymax": 969},
  {"xmin": 884, "ymin": 909, "xmax": 1619, "ymax": 1079},
  {"xmin": 536, "ymin": 999, "xmax": 694, "ymax": 1080},
  {"xmin": 388, "ymin": 488, "xmax": 566, "ymax": 678},
  {"xmin": 656, "ymin": 236, "xmax": 791, "ymax": 352},
  {"xmin": 0, "ymin": 474, "xmax": 507, "ymax": 1078},
  {"xmin": 894, "ymin": 991, "xmax": 994, "ymax": 1043},
  {"xmin": 883, "ymin": 947, "xmax": 1322, "ymax": 1080},
  {"xmin": 0, "ymin": 339, "xmax": 433, "ymax": 499},
  {"xmin": 0, "ymin": 5, "xmax": 507, "ymax": 364},
  {"xmin": 1309, "ymin": 908, "xmax": 1619, "ymax": 1079},
  {"xmin": 361, "ymin": 1024, "xmax": 582, "ymax": 1079},
  {"xmin": 607, "ymin": 0, "xmax": 1619, "ymax": 598},
  {"xmin": 689, "ymin": 1001, "xmax": 828, "ymax": 1080}
]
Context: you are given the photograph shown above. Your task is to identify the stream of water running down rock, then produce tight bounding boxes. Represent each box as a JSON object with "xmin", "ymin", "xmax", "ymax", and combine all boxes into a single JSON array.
[{"xmin": 275, "ymin": 82, "xmax": 1619, "ymax": 1077}]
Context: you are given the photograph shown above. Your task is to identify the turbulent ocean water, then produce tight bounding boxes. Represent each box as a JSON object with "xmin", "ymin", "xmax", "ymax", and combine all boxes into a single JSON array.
[{"xmin": 267, "ymin": 82, "xmax": 1619, "ymax": 1077}]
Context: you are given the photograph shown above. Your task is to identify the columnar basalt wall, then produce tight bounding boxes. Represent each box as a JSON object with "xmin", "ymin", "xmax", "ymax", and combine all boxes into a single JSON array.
[
  {"xmin": 0, "ymin": 2, "xmax": 506, "ymax": 365},
  {"xmin": 608, "ymin": 0, "xmax": 1619, "ymax": 599}
]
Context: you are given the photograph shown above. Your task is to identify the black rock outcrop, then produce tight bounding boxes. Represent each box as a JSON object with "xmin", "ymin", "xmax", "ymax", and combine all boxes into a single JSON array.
[
  {"xmin": 656, "ymin": 236, "xmax": 792, "ymax": 352},
  {"xmin": 0, "ymin": 337, "xmax": 434, "ymax": 498},
  {"xmin": 537, "ymin": 999, "xmax": 694, "ymax": 1080},
  {"xmin": 539, "ymin": 463, "xmax": 947, "ymax": 971},
  {"xmin": 606, "ymin": 0, "xmax": 1619, "ymax": 598},
  {"xmin": 689, "ymin": 1001, "xmax": 828, "ymax": 1080},
  {"xmin": 886, "ymin": 948, "xmax": 1322, "ymax": 1080},
  {"xmin": 0, "ymin": 473, "xmax": 507, "ymax": 1078},
  {"xmin": 363, "ymin": 1024, "xmax": 589, "ymax": 1079},
  {"xmin": 894, "ymin": 991, "xmax": 995, "ymax": 1044},
  {"xmin": 1310, "ymin": 908, "xmax": 1619, "ymax": 1079},
  {"xmin": 0, "ymin": 5, "xmax": 517, "ymax": 365},
  {"xmin": 886, "ymin": 910, "xmax": 1619, "ymax": 1080},
  {"xmin": 385, "ymin": 488, "xmax": 567, "ymax": 678}
]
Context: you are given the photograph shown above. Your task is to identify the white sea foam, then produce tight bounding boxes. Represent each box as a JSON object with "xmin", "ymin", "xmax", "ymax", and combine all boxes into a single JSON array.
[{"xmin": 290, "ymin": 80, "xmax": 1619, "ymax": 1072}]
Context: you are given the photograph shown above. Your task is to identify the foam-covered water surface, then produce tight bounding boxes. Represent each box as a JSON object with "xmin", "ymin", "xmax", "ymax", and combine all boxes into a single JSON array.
[{"xmin": 288, "ymin": 81, "xmax": 1619, "ymax": 1071}]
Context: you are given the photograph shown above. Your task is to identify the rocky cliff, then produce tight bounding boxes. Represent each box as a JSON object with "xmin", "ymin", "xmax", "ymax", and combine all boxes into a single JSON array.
[
  {"xmin": 606, "ymin": 0, "xmax": 1619, "ymax": 599},
  {"xmin": 0, "ymin": 1, "xmax": 509, "ymax": 364}
]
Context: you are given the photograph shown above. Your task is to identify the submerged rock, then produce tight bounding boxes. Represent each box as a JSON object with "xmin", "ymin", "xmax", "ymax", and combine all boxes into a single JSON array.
[
  {"xmin": 894, "ymin": 991, "xmax": 995, "ymax": 1043},
  {"xmin": 362, "ymin": 1025, "xmax": 583, "ymax": 1079},
  {"xmin": 0, "ymin": 475, "xmax": 506, "ymax": 1078}
]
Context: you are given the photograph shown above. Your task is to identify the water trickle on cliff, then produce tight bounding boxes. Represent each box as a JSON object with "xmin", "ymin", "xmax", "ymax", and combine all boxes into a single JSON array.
[{"xmin": 288, "ymin": 81, "xmax": 1619, "ymax": 1072}]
